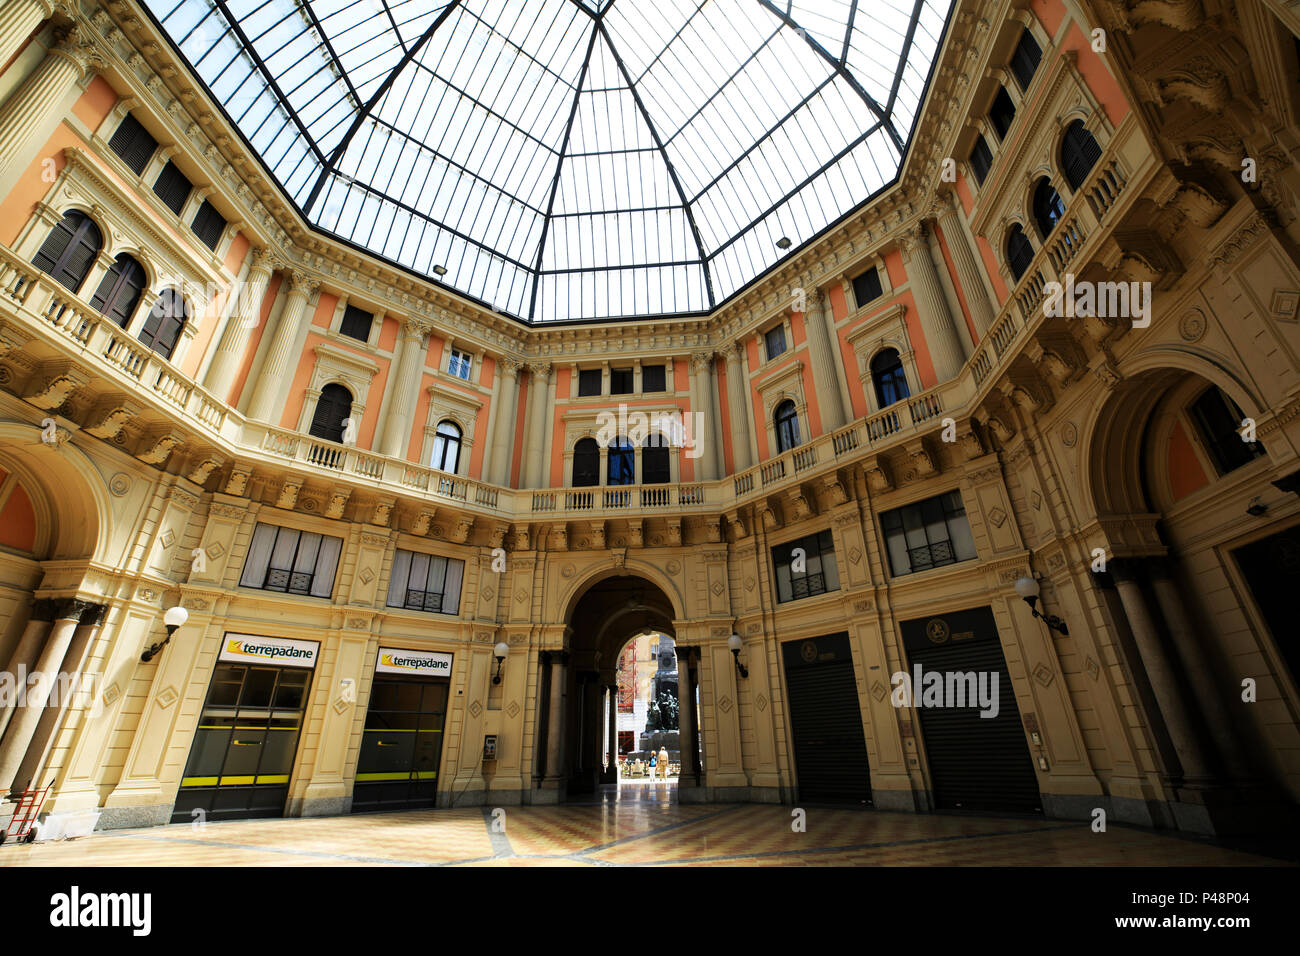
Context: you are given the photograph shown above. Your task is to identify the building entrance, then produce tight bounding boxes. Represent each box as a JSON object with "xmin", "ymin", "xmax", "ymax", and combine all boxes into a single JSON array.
[{"xmin": 172, "ymin": 634, "xmax": 318, "ymax": 823}]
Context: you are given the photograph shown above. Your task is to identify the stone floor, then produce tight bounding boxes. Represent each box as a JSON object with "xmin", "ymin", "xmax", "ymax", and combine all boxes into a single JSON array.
[{"xmin": 0, "ymin": 784, "xmax": 1290, "ymax": 867}]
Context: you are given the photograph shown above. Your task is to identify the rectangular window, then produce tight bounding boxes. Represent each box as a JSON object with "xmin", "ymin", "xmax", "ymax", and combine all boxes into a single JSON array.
[
  {"xmin": 386, "ymin": 549, "xmax": 464, "ymax": 615},
  {"xmin": 338, "ymin": 304, "xmax": 373, "ymax": 342},
  {"xmin": 191, "ymin": 200, "xmax": 226, "ymax": 250},
  {"xmin": 989, "ymin": 86, "xmax": 1017, "ymax": 140},
  {"xmin": 1010, "ymin": 30, "xmax": 1042, "ymax": 91},
  {"xmin": 152, "ymin": 161, "xmax": 192, "ymax": 215},
  {"xmin": 642, "ymin": 365, "xmax": 666, "ymax": 392},
  {"xmin": 1190, "ymin": 387, "xmax": 1266, "ymax": 476},
  {"xmin": 448, "ymin": 348, "xmax": 472, "ymax": 380},
  {"xmin": 853, "ymin": 267, "xmax": 883, "ymax": 308},
  {"xmin": 880, "ymin": 490, "xmax": 978, "ymax": 577},
  {"xmin": 578, "ymin": 368, "xmax": 602, "ymax": 396},
  {"xmin": 108, "ymin": 113, "xmax": 157, "ymax": 175},
  {"xmin": 239, "ymin": 523, "xmax": 343, "ymax": 598},
  {"xmin": 610, "ymin": 367, "xmax": 633, "ymax": 394},
  {"xmin": 969, "ymin": 135, "xmax": 993, "ymax": 185},
  {"xmin": 771, "ymin": 530, "xmax": 841, "ymax": 603},
  {"xmin": 765, "ymin": 325, "xmax": 787, "ymax": 361}
]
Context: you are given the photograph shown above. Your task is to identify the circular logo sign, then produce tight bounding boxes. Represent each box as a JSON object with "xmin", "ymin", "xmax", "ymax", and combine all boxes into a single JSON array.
[
  {"xmin": 800, "ymin": 641, "xmax": 819, "ymax": 663},
  {"xmin": 925, "ymin": 618, "xmax": 950, "ymax": 644}
]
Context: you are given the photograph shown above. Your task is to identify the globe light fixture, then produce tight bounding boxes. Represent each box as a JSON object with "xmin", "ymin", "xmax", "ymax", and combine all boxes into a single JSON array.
[
  {"xmin": 727, "ymin": 633, "xmax": 748, "ymax": 679},
  {"xmin": 492, "ymin": 641, "xmax": 510, "ymax": 684},
  {"xmin": 141, "ymin": 605, "xmax": 189, "ymax": 663},
  {"xmin": 1015, "ymin": 576, "xmax": 1069, "ymax": 635}
]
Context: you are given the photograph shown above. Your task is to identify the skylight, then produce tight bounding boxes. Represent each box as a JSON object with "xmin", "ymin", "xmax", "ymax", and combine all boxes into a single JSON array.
[{"xmin": 144, "ymin": 0, "xmax": 955, "ymax": 322}]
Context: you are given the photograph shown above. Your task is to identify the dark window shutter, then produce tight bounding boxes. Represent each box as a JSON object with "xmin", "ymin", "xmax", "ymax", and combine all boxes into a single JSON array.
[
  {"xmin": 1010, "ymin": 30, "xmax": 1042, "ymax": 91},
  {"xmin": 989, "ymin": 86, "xmax": 1016, "ymax": 139},
  {"xmin": 573, "ymin": 438, "xmax": 600, "ymax": 487},
  {"xmin": 641, "ymin": 365, "xmax": 666, "ymax": 392},
  {"xmin": 108, "ymin": 114, "xmax": 157, "ymax": 175},
  {"xmin": 32, "ymin": 211, "xmax": 102, "ymax": 292},
  {"xmin": 338, "ymin": 304, "xmax": 373, "ymax": 341},
  {"xmin": 90, "ymin": 254, "xmax": 146, "ymax": 327},
  {"xmin": 852, "ymin": 267, "xmax": 883, "ymax": 307},
  {"xmin": 969, "ymin": 135, "xmax": 993, "ymax": 185},
  {"xmin": 1060, "ymin": 121, "xmax": 1102, "ymax": 191},
  {"xmin": 643, "ymin": 441, "xmax": 669, "ymax": 484},
  {"xmin": 309, "ymin": 384, "xmax": 353, "ymax": 443},
  {"xmin": 191, "ymin": 200, "xmax": 226, "ymax": 250},
  {"xmin": 138, "ymin": 289, "xmax": 188, "ymax": 359},
  {"xmin": 1006, "ymin": 227, "xmax": 1034, "ymax": 280},
  {"xmin": 577, "ymin": 368, "xmax": 602, "ymax": 396},
  {"xmin": 153, "ymin": 161, "xmax": 192, "ymax": 215}
]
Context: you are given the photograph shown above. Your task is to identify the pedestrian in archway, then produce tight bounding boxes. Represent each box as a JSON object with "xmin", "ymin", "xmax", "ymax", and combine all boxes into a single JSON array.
[{"xmin": 658, "ymin": 745, "xmax": 670, "ymax": 780}]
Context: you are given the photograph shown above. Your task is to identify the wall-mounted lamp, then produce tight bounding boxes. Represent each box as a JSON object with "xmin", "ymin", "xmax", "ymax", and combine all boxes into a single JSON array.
[
  {"xmin": 1014, "ymin": 576, "xmax": 1068, "ymax": 636},
  {"xmin": 1246, "ymin": 497, "xmax": 1268, "ymax": 517},
  {"xmin": 727, "ymin": 633, "xmax": 748, "ymax": 679},
  {"xmin": 775, "ymin": 237, "xmax": 792, "ymax": 250},
  {"xmin": 141, "ymin": 605, "xmax": 189, "ymax": 663},
  {"xmin": 492, "ymin": 641, "xmax": 509, "ymax": 684},
  {"xmin": 432, "ymin": 264, "xmax": 448, "ymax": 277}
]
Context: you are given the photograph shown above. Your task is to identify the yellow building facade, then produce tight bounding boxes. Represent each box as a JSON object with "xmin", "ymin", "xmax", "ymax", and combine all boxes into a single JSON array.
[{"xmin": 0, "ymin": 0, "xmax": 1298, "ymax": 836}]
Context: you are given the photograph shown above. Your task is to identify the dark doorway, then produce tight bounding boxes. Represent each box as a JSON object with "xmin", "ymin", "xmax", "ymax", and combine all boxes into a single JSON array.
[
  {"xmin": 782, "ymin": 632, "xmax": 872, "ymax": 804},
  {"xmin": 900, "ymin": 606, "xmax": 1040, "ymax": 813},
  {"xmin": 1232, "ymin": 525, "xmax": 1300, "ymax": 688},
  {"xmin": 352, "ymin": 675, "xmax": 449, "ymax": 813}
]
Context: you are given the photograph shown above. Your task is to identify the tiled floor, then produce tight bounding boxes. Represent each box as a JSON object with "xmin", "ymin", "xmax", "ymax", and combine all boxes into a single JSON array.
[{"xmin": 0, "ymin": 785, "xmax": 1288, "ymax": 867}]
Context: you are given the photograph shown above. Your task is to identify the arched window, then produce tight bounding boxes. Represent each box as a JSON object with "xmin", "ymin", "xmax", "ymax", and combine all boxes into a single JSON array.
[
  {"xmin": 32, "ymin": 211, "xmax": 102, "ymax": 292},
  {"xmin": 431, "ymin": 420, "xmax": 462, "ymax": 472},
  {"xmin": 1060, "ymin": 120, "xmax": 1102, "ymax": 191},
  {"xmin": 1006, "ymin": 226, "xmax": 1034, "ymax": 281},
  {"xmin": 774, "ymin": 400, "xmax": 800, "ymax": 453},
  {"xmin": 608, "ymin": 437, "xmax": 634, "ymax": 485},
  {"xmin": 643, "ymin": 435, "xmax": 670, "ymax": 484},
  {"xmin": 137, "ymin": 288, "xmax": 190, "ymax": 359},
  {"xmin": 309, "ymin": 383, "xmax": 353, "ymax": 444},
  {"xmin": 90, "ymin": 254, "xmax": 146, "ymax": 328},
  {"xmin": 1032, "ymin": 177, "xmax": 1066, "ymax": 238},
  {"xmin": 573, "ymin": 437, "xmax": 600, "ymax": 487},
  {"xmin": 871, "ymin": 349, "xmax": 911, "ymax": 408}
]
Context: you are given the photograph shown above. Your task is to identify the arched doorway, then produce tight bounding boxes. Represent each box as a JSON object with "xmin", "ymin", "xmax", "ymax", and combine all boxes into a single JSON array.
[
  {"xmin": 1084, "ymin": 364, "xmax": 1300, "ymax": 818},
  {"xmin": 539, "ymin": 574, "xmax": 700, "ymax": 799}
]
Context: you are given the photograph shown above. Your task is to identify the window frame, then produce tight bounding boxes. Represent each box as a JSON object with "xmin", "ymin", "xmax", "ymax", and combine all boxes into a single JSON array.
[
  {"xmin": 774, "ymin": 399, "xmax": 801, "ymax": 453},
  {"xmin": 239, "ymin": 522, "xmax": 343, "ymax": 598},
  {"xmin": 771, "ymin": 529, "xmax": 841, "ymax": 603},
  {"xmin": 386, "ymin": 547, "xmax": 465, "ymax": 615},
  {"xmin": 430, "ymin": 419, "xmax": 463, "ymax": 472},
  {"xmin": 879, "ymin": 490, "xmax": 978, "ymax": 577}
]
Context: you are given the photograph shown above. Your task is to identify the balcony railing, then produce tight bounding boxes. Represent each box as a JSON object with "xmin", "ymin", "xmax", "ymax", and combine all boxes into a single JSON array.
[{"xmin": 0, "ymin": 114, "xmax": 1146, "ymax": 527}]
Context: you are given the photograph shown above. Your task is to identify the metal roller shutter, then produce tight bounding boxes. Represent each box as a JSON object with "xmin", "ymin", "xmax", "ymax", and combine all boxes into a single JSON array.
[
  {"xmin": 782, "ymin": 633, "xmax": 872, "ymax": 804},
  {"xmin": 901, "ymin": 607, "xmax": 1041, "ymax": 813}
]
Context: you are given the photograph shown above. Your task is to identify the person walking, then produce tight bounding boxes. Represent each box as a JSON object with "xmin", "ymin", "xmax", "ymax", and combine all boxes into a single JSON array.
[
  {"xmin": 648, "ymin": 752, "xmax": 657, "ymax": 782},
  {"xmin": 658, "ymin": 746, "xmax": 670, "ymax": 780}
]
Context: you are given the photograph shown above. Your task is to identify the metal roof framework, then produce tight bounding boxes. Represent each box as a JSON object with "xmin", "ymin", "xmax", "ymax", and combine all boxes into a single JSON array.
[{"xmin": 144, "ymin": 0, "xmax": 955, "ymax": 322}]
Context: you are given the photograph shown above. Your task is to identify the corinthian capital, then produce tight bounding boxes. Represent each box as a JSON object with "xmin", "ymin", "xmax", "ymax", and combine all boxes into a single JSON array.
[
  {"xmin": 288, "ymin": 272, "xmax": 320, "ymax": 297},
  {"xmin": 248, "ymin": 246, "xmax": 276, "ymax": 275},
  {"xmin": 690, "ymin": 351, "xmax": 715, "ymax": 373},
  {"xmin": 528, "ymin": 361, "xmax": 553, "ymax": 381},
  {"xmin": 51, "ymin": 24, "xmax": 106, "ymax": 78},
  {"xmin": 404, "ymin": 316, "xmax": 434, "ymax": 342},
  {"xmin": 501, "ymin": 356, "xmax": 525, "ymax": 377}
]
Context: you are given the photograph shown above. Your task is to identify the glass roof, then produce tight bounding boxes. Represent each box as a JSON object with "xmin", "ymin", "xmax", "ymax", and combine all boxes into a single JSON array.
[{"xmin": 144, "ymin": 0, "xmax": 955, "ymax": 322}]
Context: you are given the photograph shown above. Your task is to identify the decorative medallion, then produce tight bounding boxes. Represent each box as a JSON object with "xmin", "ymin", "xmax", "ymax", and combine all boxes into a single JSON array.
[
  {"xmin": 710, "ymin": 580, "xmax": 724, "ymax": 596},
  {"xmin": 1269, "ymin": 289, "xmax": 1299, "ymax": 322},
  {"xmin": 744, "ymin": 576, "xmax": 755, "ymax": 591},
  {"xmin": 109, "ymin": 473, "xmax": 132, "ymax": 496},
  {"xmin": 717, "ymin": 695, "xmax": 732, "ymax": 713},
  {"xmin": 1060, "ymin": 422, "xmax": 1078, "ymax": 448},
  {"xmin": 155, "ymin": 686, "xmax": 179, "ymax": 709},
  {"xmin": 506, "ymin": 701, "xmax": 520, "ymax": 719},
  {"xmin": 666, "ymin": 560, "xmax": 681, "ymax": 574},
  {"xmin": 756, "ymin": 693, "xmax": 768, "ymax": 712},
  {"xmin": 1048, "ymin": 552, "xmax": 1066, "ymax": 570},
  {"xmin": 853, "ymin": 599, "xmax": 873, "ymax": 612},
  {"xmin": 848, "ymin": 545, "xmax": 862, "ymax": 565},
  {"xmin": 514, "ymin": 588, "xmax": 529, "ymax": 603},
  {"xmin": 468, "ymin": 700, "xmax": 482, "ymax": 718},
  {"xmin": 925, "ymin": 618, "xmax": 950, "ymax": 644},
  {"xmin": 206, "ymin": 541, "xmax": 226, "ymax": 560},
  {"xmin": 332, "ymin": 697, "xmax": 350, "ymax": 715},
  {"xmin": 183, "ymin": 597, "xmax": 209, "ymax": 611},
  {"xmin": 561, "ymin": 563, "xmax": 576, "ymax": 577},
  {"xmin": 1178, "ymin": 308, "xmax": 1207, "ymax": 341},
  {"xmin": 102, "ymin": 683, "xmax": 120, "ymax": 706},
  {"xmin": 301, "ymin": 497, "xmax": 318, "ymax": 511},
  {"xmin": 746, "ymin": 622, "xmax": 761, "ymax": 634},
  {"xmin": 988, "ymin": 506, "xmax": 1007, "ymax": 528},
  {"xmin": 871, "ymin": 681, "xmax": 887, "ymax": 702},
  {"xmin": 1031, "ymin": 491, "xmax": 1042, "ymax": 511},
  {"xmin": 346, "ymin": 617, "xmax": 369, "ymax": 629},
  {"xmin": 480, "ymin": 586, "xmax": 494, "ymax": 602},
  {"xmin": 358, "ymin": 566, "xmax": 375, "ymax": 585},
  {"xmin": 1032, "ymin": 663, "xmax": 1054, "ymax": 687},
  {"xmin": 800, "ymin": 641, "xmax": 818, "ymax": 662}
]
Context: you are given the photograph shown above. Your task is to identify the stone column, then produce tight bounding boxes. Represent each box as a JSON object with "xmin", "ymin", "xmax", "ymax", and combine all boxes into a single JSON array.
[
  {"xmin": 12, "ymin": 603, "xmax": 104, "ymax": 792},
  {"xmin": 522, "ymin": 363, "xmax": 552, "ymax": 489},
  {"xmin": 489, "ymin": 358, "xmax": 523, "ymax": 486},
  {"xmin": 606, "ymin": 683, "xmax": 618, "ymax": 781},
  {"xmin": 935, "ymin": 191, "xmax": 997, "ymax": 336},
  {"xmin": 0, "ymin": 598, "xmax": 53, "ymax": 743},
  {"xmin": 377, "ymin": 317, "xmax": 432, "ymax": 458},
  {"xmin": 723, "ymin": 342, "xmax": 752, "ymax": 473},
  {"xmin": 0, "ymin": 24, "xmax": 100, "ymax": 201},
  {"xmin": 246, "ymin": 272, "xmax": 317, "ymax": 423},
  {"xmin": 1147, "ymin": 559, "xmax": 1251, "ymax": 779},
  {"xmin": 542, "ymin": 651, "xmax": 567, "ymax": 788},
  {"xmin": 690, "ymin": 351, "xmax": 719, "ymax": 481},
  {"xmin": 202, "ymin": 247, "xmax": 274, "ymax": 401},
  {"xmin": 900, "ymin": 224, "xmax": 966, "ymax": 383},
  {"xmin": 675, "ymin": 646, "xmax": 698, "ymax": 784},
  {"xmin": 0, "ymin": 0, "xmax": 57, "ymax": 74},
  {"xmin": 1110, "ymin": 560, "xmax": 1213, "ymax": 783},
  {"xmin": 803, "ymin": 290, "xmax": 847, "ymax": 431},
  {"xmin": 0, "ymin": 599, "xmax": 90, "ymax": 794}
]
